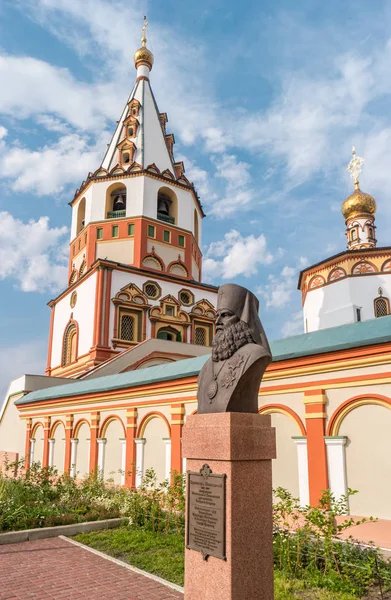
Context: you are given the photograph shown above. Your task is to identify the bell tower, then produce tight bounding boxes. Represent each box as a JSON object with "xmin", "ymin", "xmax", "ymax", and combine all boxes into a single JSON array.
[{"xmin": 46, "ymin": 20, "xmax": 217, "ymax": 378}]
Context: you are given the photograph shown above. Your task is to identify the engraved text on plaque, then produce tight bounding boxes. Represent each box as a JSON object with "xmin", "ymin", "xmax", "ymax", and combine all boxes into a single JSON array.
[{"xmin": 186, "ymin": 464, "xmax": 226, "ymax": 560}]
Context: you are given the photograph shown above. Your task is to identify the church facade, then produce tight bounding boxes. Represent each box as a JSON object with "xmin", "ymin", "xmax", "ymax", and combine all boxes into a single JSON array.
[{"xmin": 1, "ymin": 32, "xmax": 391, "ymax": 521}]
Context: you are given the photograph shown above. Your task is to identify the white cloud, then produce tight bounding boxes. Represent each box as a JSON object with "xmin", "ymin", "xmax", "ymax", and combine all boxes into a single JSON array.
[
  {"xmin": 0, "ymin": 54, "xmax": 118, "ymax": 129},
  {"xmin": 258, "ymin": 257, "xmax": 308, "ymax": 309},
  {"xmin": 203, "ymin": 229, "xmax": 274, "ymax": 281},
  {"xmin": 0, "ymin": 340, "xmax": 47, "ymax": 405},
  {"xmin": 0, "ymin": 211, "xmax": 68, "ymax": 292},
  {"xmin": 281, "ymin": 311, "xmax": 303, "ymax": 338},
  {"xmin": 0, "ymin": 133, "xmax": 106, "ymax": 195}
]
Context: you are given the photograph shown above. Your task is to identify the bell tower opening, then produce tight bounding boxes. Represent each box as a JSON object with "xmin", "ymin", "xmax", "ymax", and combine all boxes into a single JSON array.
[
  {"xmin": 76, "ymin": 198, "xmax": 86, "ymax": 234},
  {"xmin": 106, "ymin": 184, "xmax": 127, "ymax": 219},
  {"xmin": 157, "ymin": 186, "xmax": 177, "ymax": 225}
]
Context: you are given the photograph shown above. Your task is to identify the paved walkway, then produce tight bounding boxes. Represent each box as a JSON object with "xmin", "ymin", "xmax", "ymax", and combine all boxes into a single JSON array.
[
  {"xmin": 337, "ymin": 517, "xmax": 391, "ymax": 553},
  {"xmin": 0, "ymin": 537, "xmax": 183, "ymax": 599}
]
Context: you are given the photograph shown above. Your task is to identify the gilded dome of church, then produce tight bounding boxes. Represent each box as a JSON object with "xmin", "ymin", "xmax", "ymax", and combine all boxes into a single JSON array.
[
  {"xmin": 341, "ymin": 184, "xmax": 377, "ymax": 220},
  {"xmin": 134, "ymin": 45, "xmax": 154, "ymax": 70}
]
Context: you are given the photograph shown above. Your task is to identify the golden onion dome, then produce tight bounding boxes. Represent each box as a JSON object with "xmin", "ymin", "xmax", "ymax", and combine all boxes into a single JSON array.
[
  {"xmin": 134, "ymin": 45, "xmax": 154, "ymax": 70},
  {"xmin": 341, "ymin": 183, "xmax": 377, "ymax": 220}
]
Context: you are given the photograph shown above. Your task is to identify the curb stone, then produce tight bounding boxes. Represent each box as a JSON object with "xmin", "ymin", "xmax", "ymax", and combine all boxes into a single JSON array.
[{"xmin": 0, "ymin": 517, "xmax": 127, "ymax": 545}]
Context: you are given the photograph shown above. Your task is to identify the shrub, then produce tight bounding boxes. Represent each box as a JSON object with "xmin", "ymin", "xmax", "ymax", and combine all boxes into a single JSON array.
[{"xmin": 272, "ymin": 487, "xmax": 391, "ymax": 596}]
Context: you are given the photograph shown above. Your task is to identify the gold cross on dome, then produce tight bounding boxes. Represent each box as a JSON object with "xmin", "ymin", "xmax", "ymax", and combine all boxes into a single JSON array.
[
  {"xmin": 347, "ymin": 146, "xmax": 364, "ymax": 188},
  {"xmin": 141, "ymin": 15, "xmax": 148, "ymax": 46}
]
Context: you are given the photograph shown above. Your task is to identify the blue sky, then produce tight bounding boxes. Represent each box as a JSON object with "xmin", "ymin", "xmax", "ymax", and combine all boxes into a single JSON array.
[{"xmin": 1, "ymin": 0, "xmax": 391, "ymax": 396}]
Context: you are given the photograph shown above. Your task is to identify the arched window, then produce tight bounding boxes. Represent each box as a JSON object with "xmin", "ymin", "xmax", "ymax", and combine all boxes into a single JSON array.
[
  {"xmin": 374, "ymin": 297, "xmax": 390, "ymax": 318},
  {"xmin": 122, "ymin": 152, "xmax": 130, "ymax": 164},
  {"xmin": 194, "ymin": 327, "xmax": 207, "ymax": 346},
  {"xmin": 194, "ymin": 209, "xmax": 199, "ymax": 244},
  {"xmin": 106, "ymin": 184, "xmax": 127, "ymax": 218},
  {"xmin": 79, "ymin": 261, "xmax": 86, "ymax": 277},
  {"xmin": 351, "ymin": 229, "xmax": 357, "ymax": 241},
  {"xmin": 157, "ymin": 187, "xmax": 177, "ymax": 224},
  {"xmin": 120, "ymin": 314, "xmax": 135, "ymax": 341},
  {"xmin": 69, "ymin": 270, "xmax": 77, "ymax": 286},
  {"xmin": 156, "ymin": 327, "xmax": 182, "ymax": 342},
  {"xmin": 62, "ymin": 324, "xmax": 77, "ymax": 366},
  {"xmin": 76, "ymin": 198, "xmax": 86, "ymax": 234}
]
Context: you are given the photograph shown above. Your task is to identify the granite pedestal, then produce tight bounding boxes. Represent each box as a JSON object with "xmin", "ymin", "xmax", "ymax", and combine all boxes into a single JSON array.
[{"xmin": 183, "ymin": 412, "xmax": 276, "ymax": 600}]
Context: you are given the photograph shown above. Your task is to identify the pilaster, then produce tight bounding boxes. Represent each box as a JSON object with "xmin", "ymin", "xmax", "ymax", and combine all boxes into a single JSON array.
[
  {"xmin": 325, "ymin": 436, "xmax": 348, "ymax": 507},
  {"xmin": 64, "ymin": 414, "xmax": 74, "ymax": 473},
  {"xmin": 292, "ymin": 437, "xmax": 309, "ymax": 506},
  {"xmin": 48, "ymin": 439, "xmax": 55, "ymax": 468},
  {"xmin": 70, "ymin": 439, "xmax": 79, "ymax": 477},
  {"xmin": 97, "ymin": 438, "xmax": 107, "ymax": 475},
  {"xmin": 125, "ymin": 409, "xmax": 137, "ymax": 487},
  {"xmin": 163, "ymin": 438, "xmax": 171, "ymax": 481},
  {"xmin": 304, "ymin": 389, "xmax": 328, "ymax": 505},
  {"xmin": 170, "ymin": 404, "xmax": 185, "ymax": 478},
  {"xmin": 24, "ymin": 418, "xmax": 32, "ymax": 469},
  {"xmin": 134, "ymin": 438, "xmax": 146, "ymax": 487},
  {"xmin": 42, "ymin": 417, "xmax": 51, "ymax": 468},
  {"xmin": 89, "ymin": 411, "xmax": 100, "ymax": 473}
]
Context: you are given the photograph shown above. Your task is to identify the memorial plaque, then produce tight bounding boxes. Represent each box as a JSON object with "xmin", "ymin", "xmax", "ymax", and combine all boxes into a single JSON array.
[{"xmin": 186, "ymin": 464, "xmax": 226, "ymax": 561}]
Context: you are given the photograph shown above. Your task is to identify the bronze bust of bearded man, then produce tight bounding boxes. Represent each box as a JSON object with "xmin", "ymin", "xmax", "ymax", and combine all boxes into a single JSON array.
[{"xmin": 197, "ymin": 283, "xmax": 272, "ymax": 414}]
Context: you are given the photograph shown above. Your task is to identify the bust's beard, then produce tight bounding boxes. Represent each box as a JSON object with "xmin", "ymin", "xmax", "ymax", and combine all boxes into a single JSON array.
[{"xmin": 212, "ymin": 320, "xmax": 254, "ymax": 362}]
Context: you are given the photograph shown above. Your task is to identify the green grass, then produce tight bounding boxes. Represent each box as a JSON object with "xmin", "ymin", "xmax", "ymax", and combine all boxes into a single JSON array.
[
  {"xmin": 73, "ymin": 527, "xmax": 359, "ymax": 599},
  {"xmin": 74, "ymin": 526, "xmax": 185, "ymax": 586}
]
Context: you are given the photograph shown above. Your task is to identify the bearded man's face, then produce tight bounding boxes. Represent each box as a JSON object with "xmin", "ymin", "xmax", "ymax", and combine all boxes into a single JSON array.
[{"xmin": 212, "ymin": 310, "xmax": 254, "ymax": 362}]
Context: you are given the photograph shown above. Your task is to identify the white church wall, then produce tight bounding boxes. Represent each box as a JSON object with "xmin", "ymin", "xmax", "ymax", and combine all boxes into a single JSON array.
[
  {"xmin": 51, "ymin": 272, "xmax": 97, "ymax": 368},
  {"xmin": 108, "ymin": 269, "xmax": 216, "ymax": 346},
  {"xmin": 304, "ymin": 273, "xmax": 391, "ymax": 332},
  {"xmin": 32, "ymin": 424, "xmax": 44, "ymax": 466},
  {"xmin": 75, "ymin": 423, "xmax": 90, "ymax": 479},
  {"xmin": 147, "ymin": 240, "xmax": 184, "ymax": 266},
  {"xmin": 143, "ymin": 176, "xmax": 198, "ymax": 234},
  {"xmin": 0, "ymin": 392, "xmax": 26, "ymax": 457},
  {"xmin": 339, "ymin": 404, "xmax": 391, "ymax": 518},
  {"xmin": 96, "ymin": 239, "xmax": 135, "ymax": 264},
  {"xmin": 52, "ymin": 422, "xmax": 66, "ymax": 474},
  {"xmin": 143, "ymin": 416, "xmax": 169, "ymax": 483},
  {"xmin": 270, "ymin": 413, "xmax": 300, "ymax": 499},
  {"xmin": 103, "ymin": 419, "xmax": 124, "ymax": 485}
]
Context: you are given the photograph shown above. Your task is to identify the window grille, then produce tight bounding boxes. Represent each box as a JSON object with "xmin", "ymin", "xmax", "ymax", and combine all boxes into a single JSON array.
[
  {"xmin": 375, "ymin": 298, "xmax": 389, "ymax": 318},
  {"xmin": 180, "ymin": 291, "xmax": 191, "ymax": 305},
  {"xmin": 120, "ymin": 315, "xmax": 135, "ymax": 341},
  {"xmin": 195, "ymin": 327, "xmax": 207, "ymax": 346},
  {"xmin": 145, "ymin": 283, "xmax": 158, "ymax": 298},
  {"xmin": 62, "ymin": 325, "xmax": 77, "ymax": 366},
  {"xmin": 69, "ymin": 270, "xmax": 77, "ymax": 285},
  {"xmin": 79, "ymin": 261, "xmax": 86, "ymax": 277}
]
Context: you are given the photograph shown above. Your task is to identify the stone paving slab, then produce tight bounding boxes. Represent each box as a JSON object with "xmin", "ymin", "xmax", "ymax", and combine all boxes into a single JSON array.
[{"xmin": 0, "ymin": 536, "xmax": 183, "ymax": 599}]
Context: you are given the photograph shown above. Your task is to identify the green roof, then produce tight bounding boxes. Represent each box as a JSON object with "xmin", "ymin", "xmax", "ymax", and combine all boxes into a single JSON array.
[{"xmin": 16, "ymin": 316, "xmax": 391, "ymax": 406}]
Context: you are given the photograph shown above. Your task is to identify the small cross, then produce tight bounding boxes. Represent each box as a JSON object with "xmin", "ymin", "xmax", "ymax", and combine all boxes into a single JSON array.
[{"xmin": 347, "ymin": 146, "xmax": 364, "ymax": 187}]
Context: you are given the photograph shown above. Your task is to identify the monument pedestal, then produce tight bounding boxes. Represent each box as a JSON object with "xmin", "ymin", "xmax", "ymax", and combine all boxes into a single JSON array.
[{"xmin": 183, "ymin": 412, "xmax": 276, "ymax": 600}]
